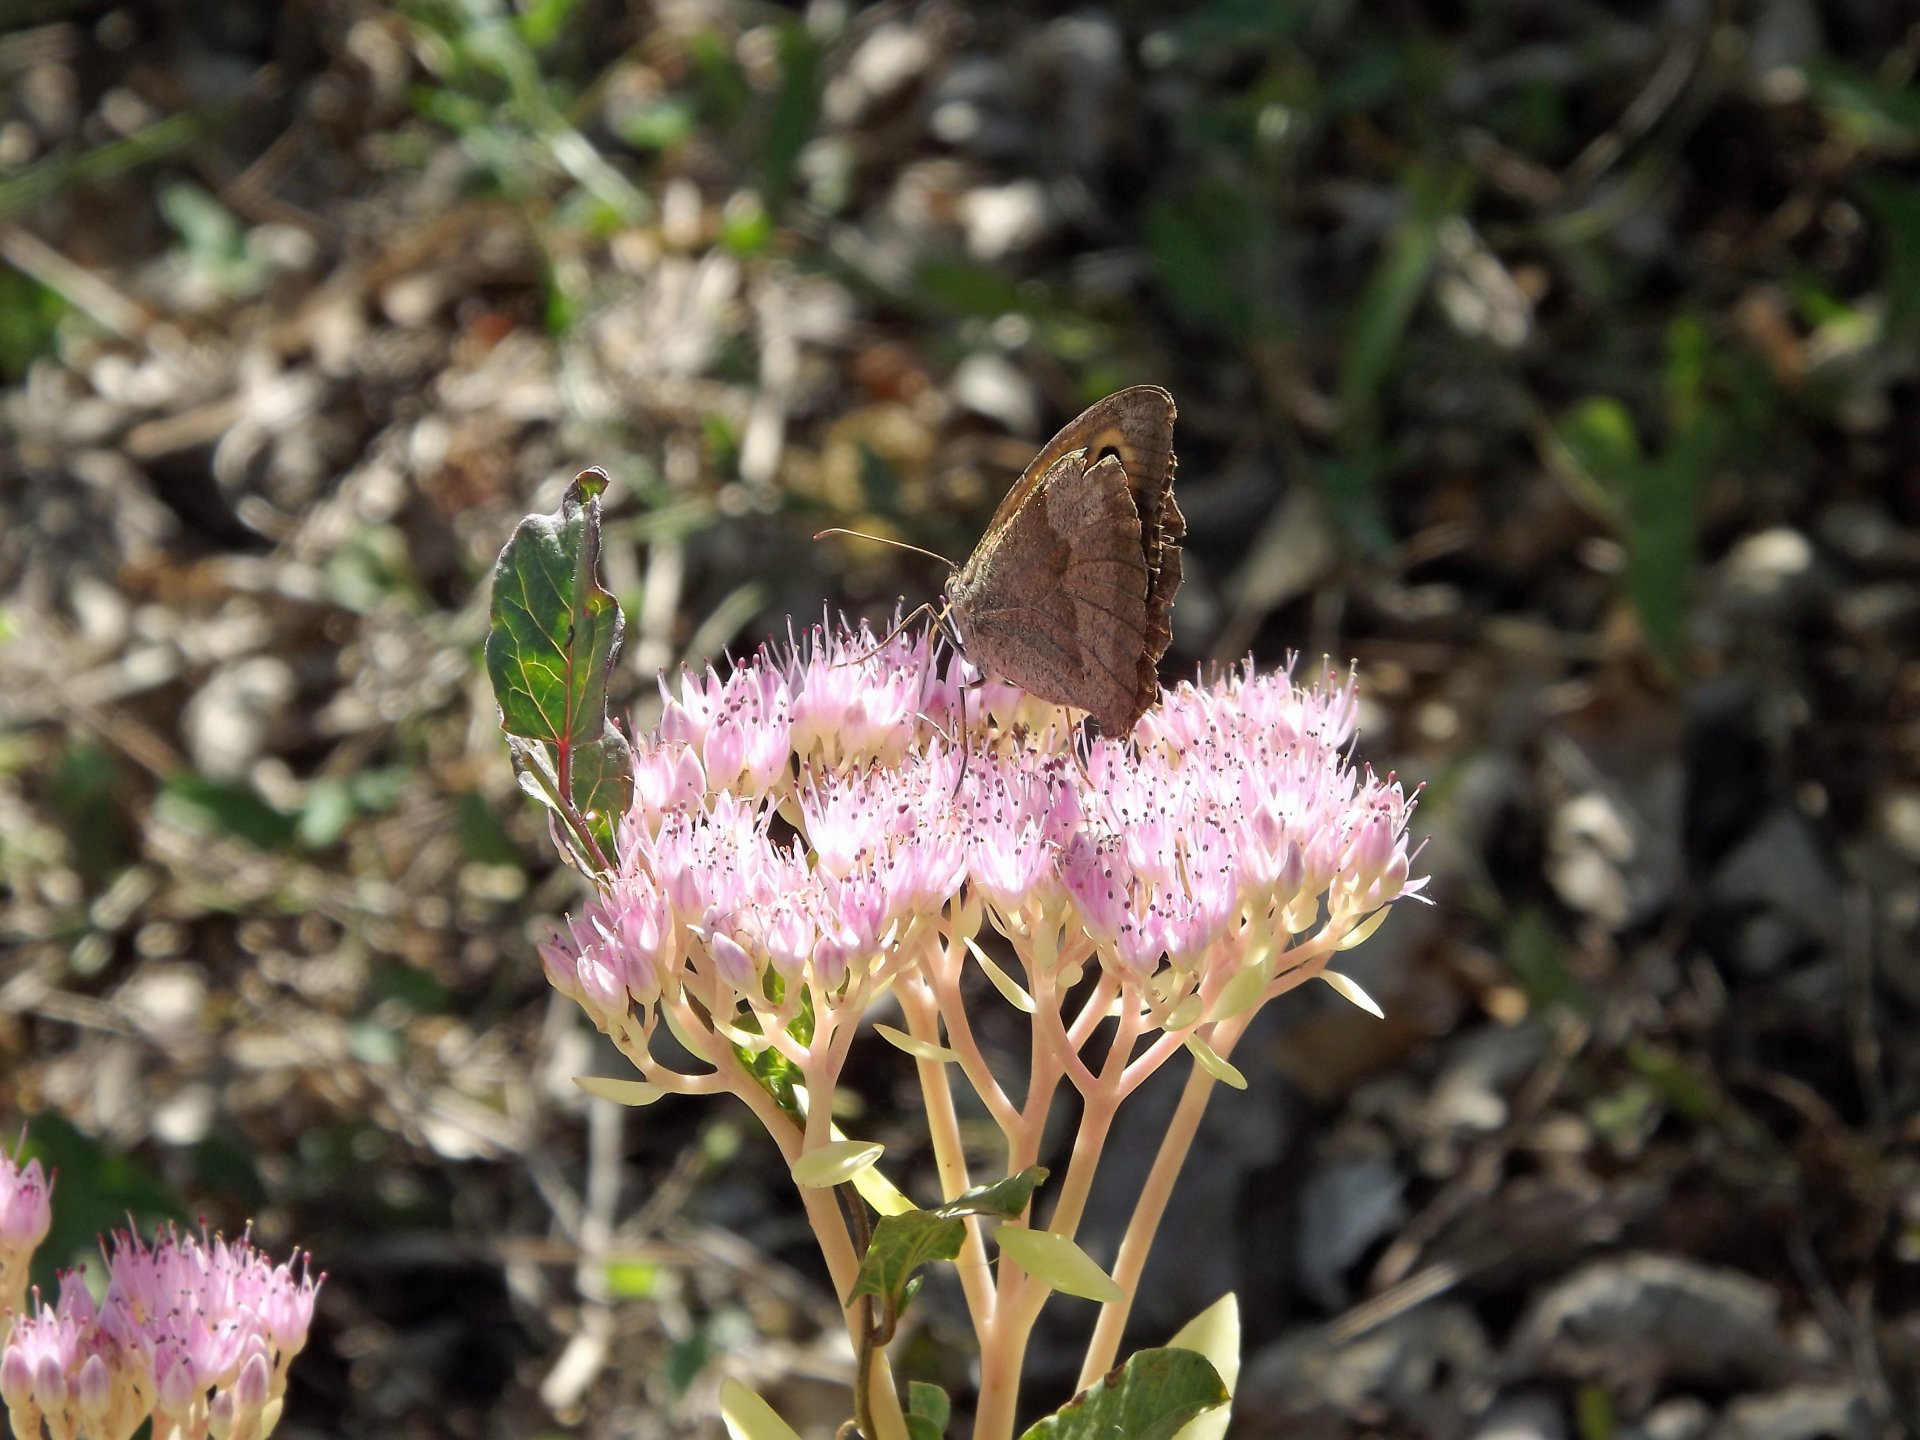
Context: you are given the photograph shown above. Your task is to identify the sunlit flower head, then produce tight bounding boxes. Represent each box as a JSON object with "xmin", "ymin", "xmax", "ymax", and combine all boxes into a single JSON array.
[{"xmin": 540, "ymin": 616, "xmax": 1424, "ymax": 1051}]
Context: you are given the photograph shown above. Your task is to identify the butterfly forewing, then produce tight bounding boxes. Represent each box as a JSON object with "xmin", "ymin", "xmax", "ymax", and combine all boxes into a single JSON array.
[{"xmin": 996, "ymin": 386, "xmax": 1174, "ymax": 527}]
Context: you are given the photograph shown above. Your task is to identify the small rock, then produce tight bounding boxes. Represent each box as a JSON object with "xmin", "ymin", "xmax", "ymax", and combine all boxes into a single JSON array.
[
  {"xmin": 115, "ymin": 963, "xmax": 209, "ymax": 1062},
  {"xmin": 0, "ymin": 119, "xmax": 37, "ymax": 168},
  {"xmin": 1715, "ymin": 526, "xmax": 1818, "ymax": 614},
  {"xmin": 181, "ymin": 654, "xmax": 296, "ymax": 779},
  {"xmin": 152, "ymin": 1081, "xmax": 217, "ymax": 1145},
  {"xmin": 1041, "ymin": 14, "xmax": 1124, "ymax": 78},
  {"xmin": 1881, "ymin": 789, "xmax": 1920, "ymax": 864},
  {"xmin": 1226, "ymin": 484, "xmax": 1339, "ymax": 616},
  {"xmin": 1714, "ymin": 1386, "xmax": 1874, "ymax": 1440},
  {"xmin": 1238, "ymin": 1302, "xmax": 1494, "ymax": 1435},
  {"xmin": 1546, "ymin": 791, "xmax": 1637, "ymax": 927},
  {"xmin": 20, "ymin": 61, "xmax": 80, "ymax": 137},
  {"xmin": 959, "ymin": 178, "xmax": 1051, "ymax": 261},
  {"xmin": 1746, "ymin": 0, "xmax": 1821, "ymax": 84},
  {"xmin": 1835, "ymin": 581, "xmax": 1919, "ymax": 638},
  {"xmin": 1816, "ymin": 499, "xmax": 1904, "ymax": 565},
  {"xmin": 1509, "ymin": 1253, "xmax": 1794, "ymax": 1401},
  {"xmin": 823, "ymin": 22, "xmax": 931, "ymax": 125},
  {"xmin": 950, "ymin": 352, "xmax": 1037, "ymax": 437},
  {"xmin": 378, "ymin": 271, "xmax": 448, "ymax": 328},
  {"xmin": 1628, "ymin": 1397, "xmax": 1713, "ymax": 1440},
  {"xmin": 1473, "ymin": 1394, "xmax": 1567, "ymax": 1440},
  {"xmin": 1708, "ymin": 808, "xmax": 1836, "ymax": 955},
  {"xmin": 1297, "ymin": 1156, "xmax": 1407, "ymax": 1308},
  {"xmin": 68, "ymin": 574, "xmax": 131, "ymax": 651},
  {"xmin": 926, "ymin": 57, "xmax": 1026, "ymax": 157},
  {"xmin": 1436, "ymin": 218, "xmax": 1533, "ymax": 349},
  {"xmin": 1730, "ymin": 910, "xmax": 1804, "ymax": 977},
  {"xmin": 1429, "ymin": 1021, "xmax": 1548, "ymax": 1133}
]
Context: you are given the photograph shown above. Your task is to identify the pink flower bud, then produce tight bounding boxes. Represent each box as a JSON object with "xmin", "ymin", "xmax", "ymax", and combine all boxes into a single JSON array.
[
  {"xmin": 702, "ymin": 716, "xmax": 748, "ymax": 792},
  {"xmin": 0, "ymin": 1155, "xmax": 51, "ymax": 1253},
  {"xmin": 537, "ymin": 935, "xmax": 583, "ymax": 999},
  {"xmin": 0, "ymin": 1347, "xmax": 32, "ymax": 1409},
  {"xmin": 657, "ymin": 697, "xmax": 696, "ymax": 747},
  {"xmin": 1061, "ymin": 836, "xmax": 1127, "ymax": 943},
  {"xmin": 763, "ymin": 903, "xmax": 815, "ymax": 977},
  {"xmin": 32, "ymin": 1352, "xmax": 66, "ymax": 1409},
  {"xmin": 811, "ymin": 925, "xmax": 861, "ymax": 989},
  {"xmin": 76, "ymin": 1354, "xmax": 110, "ymax": 1417},
  {"xmin": 575, "ymin": 950, "xmax": 625, "ymax": 1015},
  {"xmin": 707, "ymin": 932, "xmax": 757, "ymax": 990},
  {"xmin": 235, "ymin": 1351, "xmax": 270, "ymax": 1411},
  {"xmin": 1274, "ymin": 840, "xmax": 1305, "ymax": 907},
  {"xmin": 155, "ymin": 1350, "xmax": 199, "ymax": 1411}
]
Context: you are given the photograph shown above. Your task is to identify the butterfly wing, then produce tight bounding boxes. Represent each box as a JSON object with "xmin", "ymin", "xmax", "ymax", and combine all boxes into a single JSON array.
[
  {"xmin": 947, "ymin": 453, "xmax": 1152, "ymax": 733},
  {"xmin": 991, "ymin": 384, "xmax": 1177, "ymax": 532},
  {"xmin": 1028, "ymin": 387, "xmax": 1181, "ymax": 718}
]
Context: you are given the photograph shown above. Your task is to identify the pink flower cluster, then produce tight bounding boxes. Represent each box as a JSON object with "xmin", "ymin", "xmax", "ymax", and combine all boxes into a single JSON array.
[
  {"xmin": 0, "ymin": 1151, "xmax": 52, "ymax": 1326},
  {"xmin": 540, "ymin": 618, "xmax": 1423, "ymax": 1046},
  {"xmin": 1, "ymin": 1225, "xmax": 321, "ymax": 1440}
]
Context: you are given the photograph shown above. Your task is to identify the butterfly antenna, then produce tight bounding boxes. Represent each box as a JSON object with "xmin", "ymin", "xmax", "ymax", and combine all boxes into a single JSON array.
[
  {"xmin": 834, "ymin": 600, "xmax": 946, "ymax": 668},
  {"xmin": 814, "ymin": 528, "xmax": 959, "ymax": 570}
]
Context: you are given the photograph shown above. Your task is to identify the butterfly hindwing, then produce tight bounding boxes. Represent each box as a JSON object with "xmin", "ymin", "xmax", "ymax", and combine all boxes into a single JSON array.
[
  {"xmin": 947, "ymin": 454, "xmax": 1149, "ymax": 733},
  {"xmin": 946, "ymin": 386, "xmax": 1182, "ymax": 734}
]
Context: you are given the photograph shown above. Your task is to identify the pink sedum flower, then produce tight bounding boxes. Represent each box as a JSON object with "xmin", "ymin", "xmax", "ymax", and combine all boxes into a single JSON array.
[
  {"xmin": 0, "ymin": 1151, "xmax": 52, "ymax": 1329},
  {"xmin": 3, "ymin": 1283, "xmax": 137, "ymax": 1440},
  {"xmin": 1, "ymin": 1225, "xmax": 321, "ymax": 1440},
  {"xmin": 541, "ymin": 616, "xmax": 1425, "ymax": 1060}
]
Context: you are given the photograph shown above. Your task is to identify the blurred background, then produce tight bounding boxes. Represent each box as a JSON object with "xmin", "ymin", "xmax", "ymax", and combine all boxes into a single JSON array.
[{"xmin": 1, "ymin": 2, "xmax": 1916, "ymax": 1437}]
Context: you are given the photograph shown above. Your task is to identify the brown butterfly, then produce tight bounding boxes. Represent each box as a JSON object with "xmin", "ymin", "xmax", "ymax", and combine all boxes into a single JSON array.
[{"xmin": 820, "ymin": 385, "xmax": 1183, "ymax": 734}]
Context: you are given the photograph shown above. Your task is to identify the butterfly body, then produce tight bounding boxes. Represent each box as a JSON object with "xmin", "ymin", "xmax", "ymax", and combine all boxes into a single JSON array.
[{"xmin": 944, "ymin": 385, "xmax": 1183, "ymax": 734}]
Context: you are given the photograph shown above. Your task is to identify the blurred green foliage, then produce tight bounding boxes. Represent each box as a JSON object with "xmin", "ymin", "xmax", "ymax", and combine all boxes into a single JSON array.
[
  {"xmin": 1502, "ymin": 907, "xmax": 1589, "ymax": 1019},
  {"xmin": 48, "ymin": 740, "xmax": 134, "ymax": 885},
  {"xmin": 0, "ymin": 267, "xmax": 65, "ymax": 380},
  {"xmin": 159, "ymin": 182, "xmax": 272, "ymax": 299}
]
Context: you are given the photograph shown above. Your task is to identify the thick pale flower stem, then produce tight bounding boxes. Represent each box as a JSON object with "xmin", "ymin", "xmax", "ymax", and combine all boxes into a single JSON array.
[
  {"xmin": 895, "ymin": 973, "xmax": 995, "ymax": 1331},
  {"xmin": 1076, "ymin": 944, "xmax": 1334, "ymax": 1387},
  {"xmin": 658, "ymin": 1001, "xmax": 911, "ymax": 1440},
  {"xmin": 1074, "ymin": 1017, "xmax": 1238, "ymax": 1389},
  {"xmin": 972, "ymin": 1084, "xmax": 1067, "ymax": 1435},
  {"xmin": 971, "ymin": 994, "xmax": 1137, "ymax": 1440}
]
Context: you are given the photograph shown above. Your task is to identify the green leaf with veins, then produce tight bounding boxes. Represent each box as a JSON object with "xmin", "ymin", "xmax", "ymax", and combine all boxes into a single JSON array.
[
  {"xmin": 1017, "ymin": 1348, "xmax": 1228, "ymax": 1440},
  {"xmin": 906, "ymin": 1380, "xmax": 950, "ymax": 1440},
  {"xmin": 849, "ymin": 1168, "xmax": 1047, "ymax": 1317},
  {"xmin": 485, "ymin": 468, "xmax": 632, "ymax": 854},
  {"xmin": 487, "ymin": 467, "xmax": 622, "ymax": 749}
]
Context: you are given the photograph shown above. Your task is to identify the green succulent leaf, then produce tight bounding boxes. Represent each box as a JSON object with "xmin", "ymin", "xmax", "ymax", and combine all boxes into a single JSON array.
[
  {"xmin": 849, "ymin": 1167, "xmax": 1048, "ymax": 1317},
  {"xmin": 848, "ymin": 1209, "xmax": 965, "ymax": 1312},
  {"xmin": 1168, "ymin": 1295, "xmax": 1240, "ymax": 1440},
  {"xmin": 929, "ymin": 1166, "xmax": 1047, "ymax": 1221},
  {"xmin": 906, "ymin": 1381, "xmax": 951, "ymax": 1440},
  {"xmin": 1017, "ymin": 1348, "xmax": 1228, "ymax": 1440}
]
